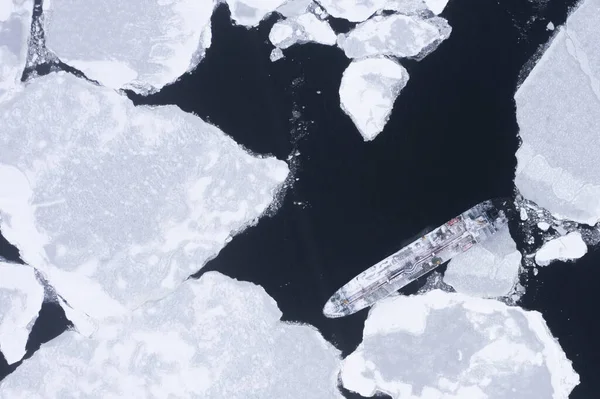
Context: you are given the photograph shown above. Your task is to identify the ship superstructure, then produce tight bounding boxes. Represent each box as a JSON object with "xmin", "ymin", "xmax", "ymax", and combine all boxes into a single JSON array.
[{"xmin": 323, "ymin": 199, "xmax": 511, "ymax": 318}]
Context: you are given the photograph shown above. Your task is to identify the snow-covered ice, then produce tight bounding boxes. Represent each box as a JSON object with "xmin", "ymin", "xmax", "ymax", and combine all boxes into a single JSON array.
[
  {"xmin": 0, "ymin": 0, "xmax": 33, "ymax": 102},
  {"xmin": 444, "ymin": 226, "xmax": 521, "ymax": 298},
  {"xmin": 317, "ymin": 0, "xmax": 388, "ymax": 22},
  {"xmin": 338, "ymin": 14, "xmax": 451, "ymax": 60},
  {"xmin": 515, "ymin": 0, "xmax": 600, "ymax": 225},
  {"xmin": 340, "ymin": 57, "xmax": 409, "ymax": 140},
  {"xmin": 269, "ymin": 13, "xmax": 336, "ymax": 49},
  {"xmin": 0, "ymin": 272, "xmax": 343, "ymax": 399},
  {"xmin": 0, "ymin": 72, "xmax": 289, "ymax": 324},
  {"xmin": 341, "ymin": 290, "xmax": 579, "ymax": 398},
  {"xmin": 535, "ymin": 232, "xmax": 587, "ymax": 266},
  {"xmin": 42, "ymin": 0, "xmax": 216, "ymax": 94},
  {"xmin": 0, "ymin": 262, "xmax": 44, "ymax": 365},
  {"xmin": 225, "ymin": 0, "xmax": 287, "ymax": 27}
]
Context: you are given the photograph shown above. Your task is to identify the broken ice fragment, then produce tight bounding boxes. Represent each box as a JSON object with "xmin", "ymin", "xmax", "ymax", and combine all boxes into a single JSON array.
[
  {"xmin": 444, "ymin": 226, "xmax": 521, "ymax": 298},
  {"xmin": 0, "ymin": 0, "xmax": 33, "ymax": 102},
  {"xmin": 317, "ymin": 0, "xmax": 387, "ymax": 22},
  {"xmin": 338, "ymin": 14, "xmax": 451, "ymax": 59},
  {"xmin": 0, "ymin": 262, "xmax": 44, "ymax": 365},
  {"xmin": 0, "ymin": 72, "xmax": 289, "ymax": 322},
  {"xmin": 514, "ymin": 0, "xmax": 600, "ymax": 225},
  {"xmin": 42, "ymin": 0, "xmax": 216, "ymax": 94},
  {"xmin": 0, "ymin": 272, "xmax": 343, "ymax": 398},
  {"xmin": 269, "ymin": 13, "xmax": 337, "ymax": 49},
  {"xmin": 341, "ymin": 290, "xmax": 579, "ymax": 398},
  {"xmin": 270, "ymin": 47, "xmax": 285, "ymax": 61},
  {"xmin": 340, "ymin": 57, "xmax": 409, "ymax": 140},
  {"xmin": 535, "ymin": 232, "xmax": 587, "ymax": 266},
  {"xmin": 225, "ymin": 0, "xmax": 287, "ymax": 27}
]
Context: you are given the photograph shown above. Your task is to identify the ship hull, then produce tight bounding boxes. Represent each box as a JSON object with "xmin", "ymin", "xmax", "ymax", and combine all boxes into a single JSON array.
[{"xmin": 323, "ymin": 199, "xmax": 511, "ymax": 318}]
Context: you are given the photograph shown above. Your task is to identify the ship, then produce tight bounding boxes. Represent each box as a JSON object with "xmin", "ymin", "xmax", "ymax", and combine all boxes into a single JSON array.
[{"xmin": 323, "ymin": 198, "xmax": 512, "ymax": 318}]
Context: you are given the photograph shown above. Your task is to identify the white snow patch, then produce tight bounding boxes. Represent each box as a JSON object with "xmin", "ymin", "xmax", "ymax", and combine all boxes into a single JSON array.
[
  {"xmin": 515, "ymin": 0, "xmax": 600, "ymax": 225},
  {"xmin": 535, "ymin": 232, "xmax": 587, "ymax": 266},
  {"xmin": 317, "ymin": 0, "xmax": 388, "ymax": 22},
  {"xmin": 0, "ymin": 262, "xmax": 44, "ymax": 364},
  {"xmin": 225, "ymin": 0, "xmax": 287, "ymax": 27},
  {"xmin": 269, "ymin": 12, "xmax": 336, "ymax": 49},
  {"xmin": 340, "ymin": 57, "xmax": 409, "ymax": 140},
  {"xmin": 341, "ymin": 290, "xmax": 580, "ymax": 399},
  {"xmin": 42, "ymin": 0, "xmax": 216, "ymax": 94},
  {"xmin": 444, "ymin": 226, "xmax": 521, "ymax": 298},
  {"xmin": 0, "ymin": 0, "xmax": 33, "ymax": 102},
  {"xmin": 0, "ymin": 72, "xmax": 289, "ymax": 323},
  {"xmin": 337, "ymin": 14, "xmax": 451, "ymax": 59},
  {"xmin": 0, "ymin": 272, "xmax": 343, "ymax": 398}
]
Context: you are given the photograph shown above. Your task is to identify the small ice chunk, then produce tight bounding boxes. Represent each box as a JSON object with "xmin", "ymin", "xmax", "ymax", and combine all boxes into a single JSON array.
[
  {"xmin": 444, "ymin": 226, "xmax": 521, "ymax": 298},
  {"xmin": 317, "ymin": 0, "xmax": 388, "ymax": 22},
  {"xmin": 0, "ymin": 72, "xmax": 289, "ymax": 322},
  {"xmin": 0, "ymin": 272, "xmax": 343, "ymax": 398},
  {"xmin": 276, "ymin": 0, "xmax": 313, "ymax": 17},
  {"xmin": 0, "ymin": 262, "xmax": 44, "ymax": 365},
  {"xmin": 538, "ymin": 222, "xmax": 551, "ymax": 231},
  {"xmin": 535, "ymin": 232, "xmax": 587, "ymax": 266},
  {"xmin": 341, "ymin": 290, "xmax": 580, "ymax": 398},
  {"xmin": 340, "ymin": 57, "xmax": 409, "ymax": 141},
  {"xmin": 270, "ymin": 47, "xmax": 285, "ymax": 61},
  {"xmin": 520, "ymin": 207, "xmax": 529, "ymax": 220},
  {"xmin": 338, "ymin": 14, "xmax": 451, "ymax": 59},
  {"xmin": 515, "ymin": 0, "xmax": 600, "ymax": 225},
  {"xmin": 269, "ymin": 13, "xmax": 337, "ymax": 49},
  {"xmin": 0, "ymin": 0, "xmax": 33, "ymax": 102},
  {"xmin": 547, "ymin": 21, "xmax": 555, "ymax": 30},
  {"xmin": 43, "ymin": 0, "xmax": 216, "ymax": 94},
  {"xmin": 225, "ymin": 0, "xmax": 287, "ymax": 27}
]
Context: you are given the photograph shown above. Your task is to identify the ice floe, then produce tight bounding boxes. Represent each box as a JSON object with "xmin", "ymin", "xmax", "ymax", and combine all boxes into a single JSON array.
[
  {"xmin": 341, "ymin": 290, "xmax": 579, "ymax": 398},
  {"xmin": 0, "ymin": 262, "xmax": 44, "ymax": 365},
  {"xmin": 225, "ymin": 0, "xmax": 286, "ymax": 27},
  {"xmin": 535, "ymin": 232, "xmax": 588, "ymax": 266},
  {"xmin": 0, "ymin": 271, "xmax": 343, "ymax": 398},
  {"xmin": 276, "ymin": 0, "xmax": 313, "ymax": 18},
  {"xmin": 317, "ymin": 0, "xmax": 387, "ymax": 22},
  {"xmin": 337, "ymin": 14, "xmax": 451, "ymax": 59},
  {"xmin": 444, "ymin": 226, "xmax": 521, "ymax": 298},
  {"xmin": 515, "ymin": 0, "xmax": 600, "ymax": 225},
  {"xmin": 269, "ymin": 12, "xmax": 337, "ymax": 50},
  {"xmin": 0, "ymin": 0, "xmax": 33, "ymax": 102},
  {"xmin": 384, "ymin": 0, "xmax": 449, "ymax": 15},
  {"xmin": 0, "ymin": 72, "xmax": 288, "ymax": 323},
  {"xmin": 42, "ymin": 0, "xmax": 216, "ymax": 94},
  {"xmin": 340, "ymin": 57, "xmax": 409, "ymax": 140}
]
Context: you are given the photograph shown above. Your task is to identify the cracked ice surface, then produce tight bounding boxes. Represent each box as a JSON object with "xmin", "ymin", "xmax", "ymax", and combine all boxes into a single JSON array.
[
  {"xmin": 0, "ymin": 0, "xmax": 32, "ymax": 102},
  {"xmin": 341, "ymin": 290, "xmax": 579, "ymax": 399},
  {"xmin": 0, "ymin": 262, "xmax": 44, "ymax": 365},
  {"xmin": 338, "ymin": 14, "xmax": 451, "ymax": 60},
  {"xmin": 515, "ymin": 0, "xmax": 600, "ymax": 225},
  {"xmin": 225, "ymin": 0, "xmax": 287, "ymax": 27},
  {"xmin": 269, "ymin": 13, "xmax": 336, "ymax": 50},
  {"xmin": 340, "ymin": 57, "xmax": 409, "ymax": 140},
  {"xmin": 0, "ymin": 72, "xmax": 289, "ymax": 323},
  {"xmin": 444, "ymin": 226, "xmax": 521, "ymax": 298},
  {"xmin": 535, "ymin": 232, "xmax": 587, "ymax": 266},
  {"xmin": 0, "ymin": 272, "xmax": 343, "ymax": 399},
  {"xmin": 43, "ymin": 0, "xmax": 215, "ymax": 94},
  {"xmin": 318, "ymin": 0, "xmax": 387, "ymax": 22}
]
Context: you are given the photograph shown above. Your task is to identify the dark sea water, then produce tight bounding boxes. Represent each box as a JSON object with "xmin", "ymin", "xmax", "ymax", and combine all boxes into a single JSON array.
[{"xmin": 2, "ymin": 0, "xmax": 598, "ymax": 397}]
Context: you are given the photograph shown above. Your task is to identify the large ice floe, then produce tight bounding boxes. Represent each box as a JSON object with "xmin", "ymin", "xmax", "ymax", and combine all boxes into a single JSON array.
[
  {"xmin": 0, "ymin": 271, "xmax": 343, "ymax": 399},
  {"xmin": 515, "ymin": 0, "xmax": 600, "ymax": 225},
  {"xmin": 225, "ymin": 0, "xmax": 287, "ymax": 27},
  {"xmin": 444, "ymin": 226, "xmax": 521, "ymax": 298},
  {"xmin": 0, "ymin": 0, "xmax": 32, "ymax": 102},
  {"xmin": 341, "ymin": 290, "xmax": 579, "ymax": 399},
  {"xmin": 0, "ymin": 262, "xmax": 44, "ymax": 365},
  {"xmin": 42, "ymin": 0, "xmax": 216, "ymax": 94},
  {"xmin": 340, "ymin": 57, "xmax": 409, "ymax": 141},
  {"xmin": 535, "ymin": 231, "xmax": 588, "ymax": 266},
  {"xmin": 0, "ymin": 72, "xmax": 289, "ymax": 325},
  {"xmin": 337, "ymin": 14, "xmax": 451, "ymax": 60}
]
